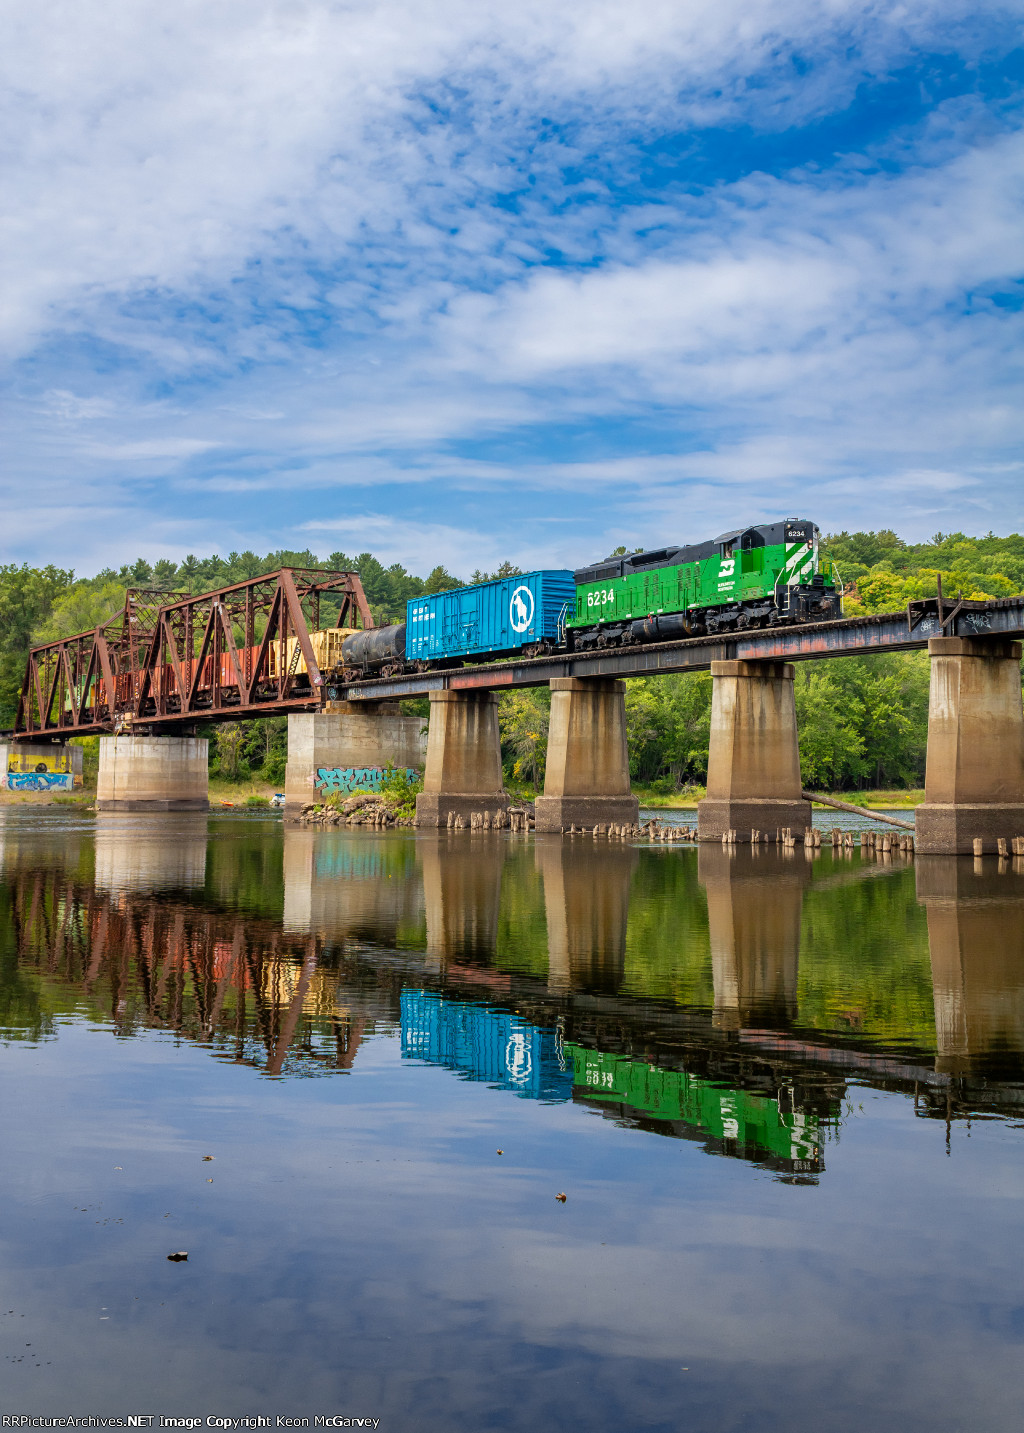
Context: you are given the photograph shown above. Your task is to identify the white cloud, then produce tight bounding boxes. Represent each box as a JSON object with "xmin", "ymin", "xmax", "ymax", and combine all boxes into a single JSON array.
[
  {"xmin": 3, "ymin": 0, "xmax": 1023, "ymax": 569},
  {"xmin": 0, "ymin": 0, "xmax": 1007, "ymax": 354}
]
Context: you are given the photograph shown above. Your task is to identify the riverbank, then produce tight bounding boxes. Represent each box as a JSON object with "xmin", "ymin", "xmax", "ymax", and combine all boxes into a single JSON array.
[
  {"xmin": 1, "ymin": 780, "xmax": 927, "ymax": 812},
  {"xmin": 631, "ymin": 786, "xmax": 926, "ymax": 810},
  {"xmin": 0, "ymin": 776, "xmax": 283, "ymax": 809}
]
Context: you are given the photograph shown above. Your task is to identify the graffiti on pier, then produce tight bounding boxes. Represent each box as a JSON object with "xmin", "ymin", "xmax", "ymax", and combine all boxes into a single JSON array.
[
  {"xmin": 3, "ymin": 746, "xmax": 79, "ymax": 791},
  {"xmin": 7, "ymin": 771, "xmax": 75, "ymax": 791},
  {"xmin": 315, "ymin": 766, "xmax": 418, "ymax": 794}
]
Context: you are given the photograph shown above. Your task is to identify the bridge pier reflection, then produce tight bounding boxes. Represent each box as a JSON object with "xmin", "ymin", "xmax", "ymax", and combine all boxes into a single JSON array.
[
  {"xmin": 282, "ymin": 826, "xmax": 423, "ymax": 946},
  {"xmin": 421, "ymin": 832, "xmax": 506, "ymax": 970},
  {"xmin": 94, "ymin": 812, "xmax": 208, "ymax": 895},
  {"xmin": 918, "ymin": 857, "xmax": 1024, "ymax": 1073},
  {"xmin": 537, "ymin": 837, "xmax": 636, "ymax": 994},
  {"xmin": 698, "ymin": 844, "xmax": 808, "ymax": 1031}
]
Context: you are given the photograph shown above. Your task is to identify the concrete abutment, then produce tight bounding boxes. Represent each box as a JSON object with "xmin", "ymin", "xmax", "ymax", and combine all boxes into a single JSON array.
[
  {"xmin": 698, "ymin": 660, "xmax": 811, "ymax": 842},
  {"xmin": 0, "ymin": 739, "xmax": 83, "ymax": 791},
  {"xmin": 285, "ymin": 703, "xmax": 427, "ymax": 819}
]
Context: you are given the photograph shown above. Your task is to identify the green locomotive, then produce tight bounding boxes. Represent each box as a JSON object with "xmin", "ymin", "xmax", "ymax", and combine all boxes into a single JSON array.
[{"xmin": 567, "ymin": 518, "xmax": 841, "ymax": 648}]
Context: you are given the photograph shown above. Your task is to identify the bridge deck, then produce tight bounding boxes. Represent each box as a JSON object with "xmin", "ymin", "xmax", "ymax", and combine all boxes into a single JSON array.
[{"xmin": 334, "ymin": 596, "xmax": 1024, "ymax": 702}]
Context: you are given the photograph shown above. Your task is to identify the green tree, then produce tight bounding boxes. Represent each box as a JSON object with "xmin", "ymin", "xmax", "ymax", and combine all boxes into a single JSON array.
[
  {"xmin": 795, "ymin": 668, "xmax": 868, "ymax": 788},
  {"xmin": 178, "ymin": 555, "xmax": 200, "ymax": 591},
  {"xmin": 0, "ymin": 563, "xmax": 73, "ymax": 725},
  {"xmin": 152, "ymin": 559, "xmax": 180, "ymax": 587},
  {"xmin": 117, "ymin": 558, "xmax": 153, "ymax": 585},
  {"xmin": 499, "ymin": 689, "xmax": 550, "ymax": 788},
  {"xmin": 32, "ymin": 580, "xmax": 126, "ymax": 644},
  {"xmin": 625, "ymin": 674, "xmax": 713, "ymax": 788},
  {"xmin": 212, "ymin": 723, "xmax": 247, "ymax": 780},
  {"xmin": 423, "ymin": 566, "xmax": 464, "ymax": 594},
  {"xmin": 470, "ymin": 561, "xmax": 523, "ymax": 582}
]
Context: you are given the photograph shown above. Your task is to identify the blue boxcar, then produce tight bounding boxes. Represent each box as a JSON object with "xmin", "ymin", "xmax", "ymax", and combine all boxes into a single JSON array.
[
  {"xmin": 401, "ymin": 989, "xmax": 573, "ymax": 1102},
  {"xmin": 405, "ymin": 570, "xmax": 575, "ymax": 663}
]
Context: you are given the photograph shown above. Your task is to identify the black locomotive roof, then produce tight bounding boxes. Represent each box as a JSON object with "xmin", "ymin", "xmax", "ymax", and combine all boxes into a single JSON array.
[{"xmin": 572, "ymin": 520, "xmax": 817, "ymax": 584}]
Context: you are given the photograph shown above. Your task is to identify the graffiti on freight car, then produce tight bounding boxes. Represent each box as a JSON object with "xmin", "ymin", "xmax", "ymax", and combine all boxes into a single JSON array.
[
  {"xmin": 7, "ymin": 771, "xmax": 75, "ymax": 791},
  {"xmin": 315, "ymin": 766, "xmax": 419, "ymax": 794}
]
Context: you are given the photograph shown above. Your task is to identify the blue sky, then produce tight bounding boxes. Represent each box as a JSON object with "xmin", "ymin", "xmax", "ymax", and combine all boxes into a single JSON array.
[{"xmin": 3, "ymin": 0, "xmax": 1023, "ymax": 578}]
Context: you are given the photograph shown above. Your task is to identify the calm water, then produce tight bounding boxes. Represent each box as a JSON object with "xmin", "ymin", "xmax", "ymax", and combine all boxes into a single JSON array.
[{"xmin": 1, "ymin": 809, "xmax": 1022, "ymax": 1431}]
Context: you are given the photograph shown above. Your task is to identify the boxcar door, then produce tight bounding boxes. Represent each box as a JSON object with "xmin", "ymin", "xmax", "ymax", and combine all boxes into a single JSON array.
[
  {"xmin": 460, "ymin": 588, "xmax": 481, "ymax": 653},
  {"xmin": 442, "ymin": 592, "xmax": 462, "ymax": 652}
]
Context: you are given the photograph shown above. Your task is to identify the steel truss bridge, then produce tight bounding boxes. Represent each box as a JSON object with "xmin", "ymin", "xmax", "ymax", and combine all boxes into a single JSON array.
[
  {"xmin": 13, "ymin": 568, "xmax": 372, "ymax": 739},
  {"xmin": 11, "ymin": 569, "xmax": 1024, "ymax": 738}
]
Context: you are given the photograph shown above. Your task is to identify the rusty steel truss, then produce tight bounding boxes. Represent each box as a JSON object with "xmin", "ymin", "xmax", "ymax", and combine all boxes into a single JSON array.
[{"xmin": 14, "ymin": 568, "xmax": 373, "ymax": 737}]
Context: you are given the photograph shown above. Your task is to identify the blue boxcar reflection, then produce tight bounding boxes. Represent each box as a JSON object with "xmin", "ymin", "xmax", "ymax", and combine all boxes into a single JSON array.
[{"xmin": 400, "ymin": 990, "xmax": 573, "ymax": 1102}]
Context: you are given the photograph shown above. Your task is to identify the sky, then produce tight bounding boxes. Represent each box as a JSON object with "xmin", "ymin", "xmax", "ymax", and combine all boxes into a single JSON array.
[{"xmin": 3, "ymin": 0, "xmax": 1023, "ymax": 580}]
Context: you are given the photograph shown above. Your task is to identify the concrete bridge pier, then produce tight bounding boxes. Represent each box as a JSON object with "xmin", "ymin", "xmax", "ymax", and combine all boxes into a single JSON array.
[
  {"xmin": 698, "ymin": 660, "xmax": 811, "ymax": 842},
  {"xmin": 534, "ymin": 678, "xmax": 639, "ymax": 832},
  {"xmin": 285, "ymin": 702, "xmax": 427, "ymax": 819},
  {"xmin": 96, "ymin": 735, "xmax": 208, "ymax": 811},
  {"xmin": 415, "ymin": 690, "xmax": 509, "ymax": 827},
  {"xmin": 915, "ymin": 637, "xmax": 1024, "ymax": 855},
  {"xmin": 699, "ymin": 844, "xmax": 807, "ymax": 1030}
]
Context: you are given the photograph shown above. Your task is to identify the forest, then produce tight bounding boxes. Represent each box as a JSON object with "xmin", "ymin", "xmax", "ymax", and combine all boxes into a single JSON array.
[{"xmin": 1, "ymin": 528, "xmax": 1022, "ymax": 794}]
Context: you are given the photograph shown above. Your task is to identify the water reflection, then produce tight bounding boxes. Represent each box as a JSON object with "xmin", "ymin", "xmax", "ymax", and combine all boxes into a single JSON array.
[
  {"xmin": 282, "ymin": 824, "xmax": 422, "ymax": 946},
  {"xmin": 917, "ymin": 857, "xmax": 1024, "ymax": 1075},
  {"xmin": 401, "ymin": 989, "xmax": 572, "ymax": 1100},
  {"xmin": 699, "ymin": 844, "xmax": 806, "ymax": 1031},
  {"xmin": 537, "ymin": 836, "xmax": 636, "ymax": 994},
  {"xmin": 422, "ymin": 832, "xmax": 505, "ymax": 968},
  {"xmin": 3, "ymin": 813, "xmax": 1024, "ymax": 1428},
  {"xmin": 94, "ymin": 813, "xmax": 208, "ymax": 895},
  {"xmin": 2, "ymin": 816, "xmax": 1024, "ymax": 1171},
  {"xmin": 567, "ymin": 1043, "xmax": 824, "ymax": 1175}
]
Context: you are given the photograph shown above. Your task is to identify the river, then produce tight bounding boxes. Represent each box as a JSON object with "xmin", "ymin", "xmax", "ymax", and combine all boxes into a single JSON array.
[{"xmin": 1, "ymin": 808, "xmax": 1021, "ymax": 1431}]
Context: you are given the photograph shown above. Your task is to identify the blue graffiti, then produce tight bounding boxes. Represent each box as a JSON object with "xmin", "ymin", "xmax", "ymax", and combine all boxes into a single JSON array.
[
  {"xmin": 8, "ymin": 772, "xmax": 75, "ymax": 791},
  {"xmin": 314, "ymin": 766, "xmax": 418, "ymax": 793}
]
